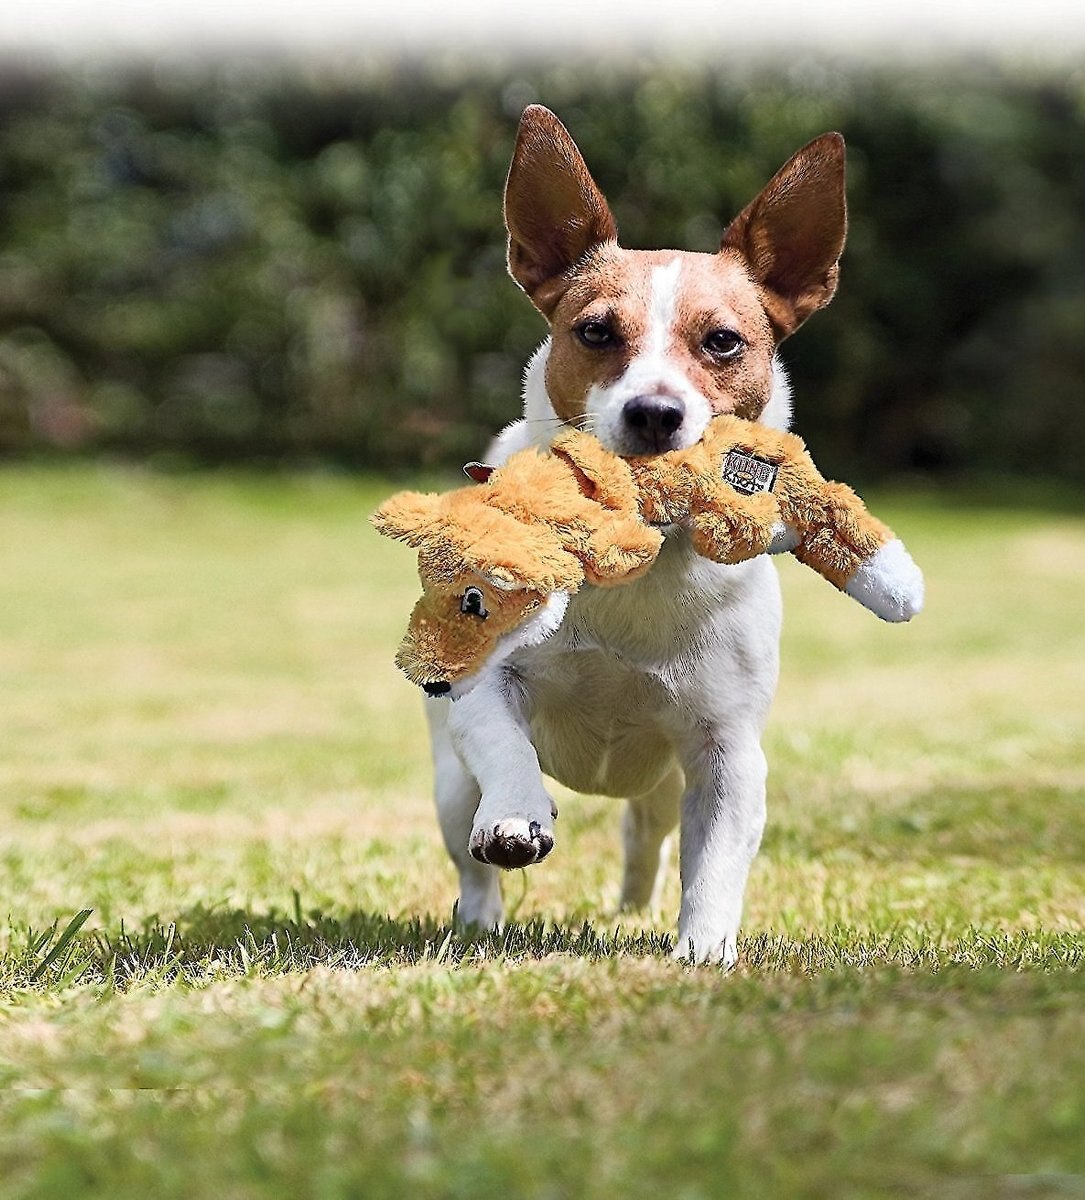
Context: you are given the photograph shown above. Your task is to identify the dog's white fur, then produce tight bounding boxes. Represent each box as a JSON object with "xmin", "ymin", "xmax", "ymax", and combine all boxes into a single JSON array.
[
  {"xmin": 429, "ymin": 305, "xmax": 796, "ymax": 965},
  {"xmin": 409, "ymin": 111, "xmax": 921, "ymax": 963}
]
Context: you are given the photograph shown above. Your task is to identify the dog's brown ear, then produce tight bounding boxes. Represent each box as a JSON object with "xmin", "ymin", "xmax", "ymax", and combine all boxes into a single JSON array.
[
  {"xmin": 720, "ymin": 132, "xmax": 847, "ymax": 341},
  {"xmin": 504, "ymin": 105, "xmax": 618, "ymax": 317}
]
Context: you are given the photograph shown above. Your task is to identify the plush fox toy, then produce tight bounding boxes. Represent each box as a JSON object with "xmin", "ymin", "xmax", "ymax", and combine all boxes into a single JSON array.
[{"xmin": 372, "ymin": 415, "xmax": 924, "ymax": 694}]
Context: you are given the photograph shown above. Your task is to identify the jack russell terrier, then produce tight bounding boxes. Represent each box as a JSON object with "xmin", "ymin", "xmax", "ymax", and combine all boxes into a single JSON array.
[{"xmin": 421, "ymin": 105, "xmax": 918, "ymax": 964}]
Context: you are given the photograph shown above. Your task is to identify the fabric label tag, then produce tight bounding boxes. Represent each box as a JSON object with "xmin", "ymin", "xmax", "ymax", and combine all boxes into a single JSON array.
[{"xmin": 722, "ymin": 449, "xmax": 779, "ymax": 495}]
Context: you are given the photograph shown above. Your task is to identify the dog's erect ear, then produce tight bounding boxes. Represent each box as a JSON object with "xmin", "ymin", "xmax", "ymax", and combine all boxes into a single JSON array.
[
  {"xmin": 720, "ymin": 132, "xmax": 847, "ymax": 341},
  {"xmin": 370, "ymin": 492, "xmax": 442, "ymax": 546},
  {"xmin": 504, "ymin": 105, "xmax": 618, "ymax": 317}
]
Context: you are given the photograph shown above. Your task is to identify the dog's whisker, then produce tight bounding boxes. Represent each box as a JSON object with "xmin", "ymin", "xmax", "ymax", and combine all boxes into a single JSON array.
[{"xmin": 515, "ymin": 414, "xmax": 602, "ymax": 434}]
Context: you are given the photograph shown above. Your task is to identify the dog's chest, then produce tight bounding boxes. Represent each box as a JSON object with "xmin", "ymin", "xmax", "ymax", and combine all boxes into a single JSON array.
[
  {"xmin": 555, "ymin": 532, "xmax": 765, "ymax": 671},
  {"xmin": 506, "ymin": 535, "xmax": 782, "ymax": 795}
]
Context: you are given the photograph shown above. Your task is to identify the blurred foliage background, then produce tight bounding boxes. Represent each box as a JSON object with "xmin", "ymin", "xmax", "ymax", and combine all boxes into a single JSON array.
[{"xmin": 0, "ymin": 57, "xmax": 1082, "ymax": 481}]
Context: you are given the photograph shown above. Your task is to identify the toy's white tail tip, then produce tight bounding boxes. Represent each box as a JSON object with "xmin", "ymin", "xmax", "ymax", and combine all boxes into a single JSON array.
[{"xmin": 844, "ymin": 537, "xmax": 925, "ymax": 623}]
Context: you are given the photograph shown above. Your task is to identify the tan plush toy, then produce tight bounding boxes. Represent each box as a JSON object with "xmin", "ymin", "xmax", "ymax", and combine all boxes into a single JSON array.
[{"xmin": 373, "ymin": 415, "xmax": 923, "ymax": 695}]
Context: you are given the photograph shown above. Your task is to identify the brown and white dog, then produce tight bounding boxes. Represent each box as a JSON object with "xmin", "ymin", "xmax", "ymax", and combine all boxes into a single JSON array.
[{"xmin": 427, "ymin": 105, "xmax": 871, "ymax": 964}]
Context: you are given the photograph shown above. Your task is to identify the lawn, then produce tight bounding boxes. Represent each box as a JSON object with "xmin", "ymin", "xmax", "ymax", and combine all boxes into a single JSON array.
[{"xmin": 0, "ymin": 464, "xmax": 1082, "ymax": 1198}]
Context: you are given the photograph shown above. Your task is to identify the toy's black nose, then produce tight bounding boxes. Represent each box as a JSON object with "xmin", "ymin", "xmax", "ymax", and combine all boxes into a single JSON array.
[
  {"xmin": 622, "ymin": 395, "xmax": 685, "ymax": 451},
  {"xmin": 422, "ymin": 681, "xmax": 452, "ymax": 697}
]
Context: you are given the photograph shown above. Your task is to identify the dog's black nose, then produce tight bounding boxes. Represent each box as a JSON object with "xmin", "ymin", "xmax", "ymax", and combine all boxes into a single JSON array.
[
  {"xmin": 422, "ymin": 680, "xmax": 452, "ymax": 697},
  {"xmin": 622, "ymin": 395, "xmax": 685, "ymax": 450}
]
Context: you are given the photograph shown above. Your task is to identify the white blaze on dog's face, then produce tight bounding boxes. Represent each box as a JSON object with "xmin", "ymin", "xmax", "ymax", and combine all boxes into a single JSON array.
[
  {"xmin": 545, "ymin": 248, "xmax": 777, "ymax": 455},
  {"xmin": 504, "ymin": 105, "xmax": 847, "ymax": 455}
]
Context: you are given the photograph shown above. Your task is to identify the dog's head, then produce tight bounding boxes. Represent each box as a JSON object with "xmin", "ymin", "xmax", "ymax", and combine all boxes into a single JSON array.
[
  {"xmin": 505, "ymin": 105, "xmax": 847, "ymax": 455},
  {"xmin": 372, "ymin": 490, "xmax": 580, "ymax": 694}
]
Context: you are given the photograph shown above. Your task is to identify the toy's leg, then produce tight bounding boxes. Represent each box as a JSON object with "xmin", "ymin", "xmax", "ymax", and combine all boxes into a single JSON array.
[
  {"xmin": 673, "ymin": 726, "xmax": 768, "ymax": 967},
  {"xmin": 426, "ymin": 699, "xmax": 503, "ymax": 929},
  {"xmin": 688, "ymin": 492, "xmax": 778, "ymax": 564},
  {"xmin": 781, "ymin": 469, "xmax": 925, "ymax": 621},
  {"xmin": 619, "ymin": 764, "xmax": 683, "ymax": 912},
  {"xmin": 445, "ymin": 669, "xmax": 556, "ymax": 871}
]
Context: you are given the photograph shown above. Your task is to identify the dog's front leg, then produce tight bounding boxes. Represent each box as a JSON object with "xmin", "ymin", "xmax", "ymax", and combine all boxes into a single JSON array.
[
  {"xmin": 426, "ymin": 701, "xmax": 504, "ymax": 930},
  {"xmin": 446, "ymin": 670, "xmax": 556, "ymax": 870},
  {"xmin": 674, "ymin": 728, "xmax": 768, "ymax": 967}
]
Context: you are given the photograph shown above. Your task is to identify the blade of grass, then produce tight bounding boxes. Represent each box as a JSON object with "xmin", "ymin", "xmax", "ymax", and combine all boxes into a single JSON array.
[{"xmin": 30, "ymin": 908, "xmax": 93, "ymax": 982}]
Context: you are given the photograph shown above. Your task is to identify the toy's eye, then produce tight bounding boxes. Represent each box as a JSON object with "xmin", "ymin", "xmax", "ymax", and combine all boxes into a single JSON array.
[
  {"xmin": 460, "ymin": 587, "xmax": 488, "ymax": 619},
  {"xmin": 702, "ymin": 329, "xmax": 745, "ymax": 359},
  {"xmin": 575, "ymin": 319, "xmax": 618, "ymax": 349}
]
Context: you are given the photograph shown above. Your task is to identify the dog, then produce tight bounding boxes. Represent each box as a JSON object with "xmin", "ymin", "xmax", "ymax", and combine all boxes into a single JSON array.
[{"xmin": 424, "ymin": 104, "xmax": 851, "ymax": 964}]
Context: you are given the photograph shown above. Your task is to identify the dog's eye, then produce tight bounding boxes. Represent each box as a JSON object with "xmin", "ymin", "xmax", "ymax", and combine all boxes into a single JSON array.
[
  {"xmin": 460, "ymin": 587, "xmax": 488, "ymax": 619},
  {"xmin": 575, "ymin": 320, "xmax": 617, "ymax": 349},
  {"xmin": 703, "ymin": 329, "xmax": 745, "ymax": 359}
]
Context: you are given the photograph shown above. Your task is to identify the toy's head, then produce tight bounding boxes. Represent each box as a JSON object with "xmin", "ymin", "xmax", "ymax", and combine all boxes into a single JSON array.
[{"xmin": 372, "ymin": 490, "xmax": 583, "ymax": 695}]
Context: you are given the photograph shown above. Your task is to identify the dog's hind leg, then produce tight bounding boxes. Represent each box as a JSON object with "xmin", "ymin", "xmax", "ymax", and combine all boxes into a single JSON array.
[
  {"xmin": 427, "ymin": 701, "xmax": 503, "ymax": 930},
  {"xmin": 619, "ymin": 764, "xmax": 683, "ymax": 913}
]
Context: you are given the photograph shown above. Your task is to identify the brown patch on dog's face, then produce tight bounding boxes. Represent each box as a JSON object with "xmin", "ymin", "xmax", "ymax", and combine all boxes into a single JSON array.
[
  {"xmin": 395, "ymin": 567, "xmax": 544, "ymax": 688},
  {"xmin": 504, "ymin": 108, "xmax": 847, "ymax": 447},
  {"xmin": 673, "ymin": 251, "xmax": 778, "ymax": 418},
  {"xmin": 543, "ymin": 245, "xmax": 776, "ymax": 426}
]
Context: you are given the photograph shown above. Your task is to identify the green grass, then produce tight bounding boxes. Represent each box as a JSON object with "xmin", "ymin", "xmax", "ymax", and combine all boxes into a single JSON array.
[{"xmin": 0, "ymin": 464, "xmax": 1082, "ymax": 1198}]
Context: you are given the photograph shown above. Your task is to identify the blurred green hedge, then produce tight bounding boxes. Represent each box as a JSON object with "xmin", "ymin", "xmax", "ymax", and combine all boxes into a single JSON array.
[{"xmin": 0, "ymin": 59, "xmax": 1082, "ymax": 479}]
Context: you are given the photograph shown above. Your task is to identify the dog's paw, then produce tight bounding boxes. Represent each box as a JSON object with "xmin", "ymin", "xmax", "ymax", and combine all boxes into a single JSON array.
[
  {"xmin": 453, "ymin": 877, "xmax": 504, "ymax": 933},
  {"xmin": 470, "ymin": 818, "xmax": 555, "ymax": 869},
  {"xmin": 671, "ymin": 933, "xmax": 739, "ymax": 969},
  {"xmin": 453, "ymin": 898, "xmax": 504, "ymax": 936}
]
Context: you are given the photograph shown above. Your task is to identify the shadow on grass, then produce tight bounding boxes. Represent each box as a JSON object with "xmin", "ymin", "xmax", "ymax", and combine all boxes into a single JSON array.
[
  {"xmin": 115, "ymin": 901, "xmax": 672, "ymax": 969},
  {"xmin": 9, "ymin": 900, "xmax": 1085, "ymax": 996},
  {"xmin": 3, "ymin": 901, "xmax": 674, "ymax": 992}
]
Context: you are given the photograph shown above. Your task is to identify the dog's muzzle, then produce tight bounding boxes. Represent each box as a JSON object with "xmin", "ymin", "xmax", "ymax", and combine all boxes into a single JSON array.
[{"xmin": 422, "ymin": 680, "xmax": 452, "ymax": 697}]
